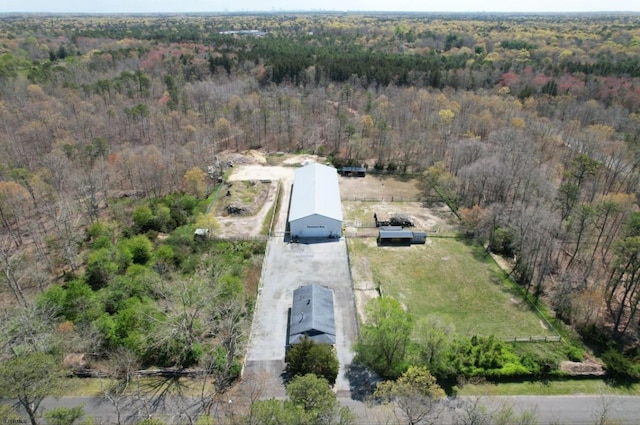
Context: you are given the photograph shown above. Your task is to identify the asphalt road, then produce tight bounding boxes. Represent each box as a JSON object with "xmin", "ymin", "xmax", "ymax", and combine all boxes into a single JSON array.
[
  {"xmin": 7, "ymin": 395, "xmax": 640, "ymax": 424},
  {"xmin": 343, "ymin": 395, "xmax": 640, "ymax": 424}
]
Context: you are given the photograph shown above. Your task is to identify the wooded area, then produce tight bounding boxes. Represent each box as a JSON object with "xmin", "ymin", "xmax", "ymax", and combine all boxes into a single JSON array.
[{"xmin": 2, "ymin": 11, "xmax": 640, "ymax": 404}]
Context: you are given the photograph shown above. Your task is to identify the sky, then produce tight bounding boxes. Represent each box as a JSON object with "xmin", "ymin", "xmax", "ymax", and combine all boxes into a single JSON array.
[{"xmin": 1, "ymin": 0, "xmax": 639, "ymax": 14}]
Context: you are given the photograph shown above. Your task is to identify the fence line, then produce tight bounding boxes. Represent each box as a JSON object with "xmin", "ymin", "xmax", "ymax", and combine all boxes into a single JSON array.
[
  {"xmin": 210, "ymin": 235, "xmax": 269, "ymax": 242},
  {"xmin": 341, "ymin": 197, "xmax": 426, "ymax": 202},
  {"xmin": 267, "ymin": 181, "xmax": 282, "ymax": 237},
  {"xmin": 501, "ymin": 336, "xmax": 562, "ymax": 343}
]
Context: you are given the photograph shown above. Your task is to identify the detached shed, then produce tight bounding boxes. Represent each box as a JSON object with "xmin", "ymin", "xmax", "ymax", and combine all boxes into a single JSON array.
[
  {"xmin": 339, "ymin": 166, "xmax": 366, "ymax": 177},
  {"xmin": 289, "ymin": 163, "xmax": 343, "ymax": 238},
  {"xmin": 377, "ymin": 229, "xmax": 428, "ymax": 246},
  {"xmin": 288, "ymin": 284, "xmax": 336, "ymax": 347},
  {"xmin": 377, "ymin": 229, "xmax": 414, "ymax": 246}
]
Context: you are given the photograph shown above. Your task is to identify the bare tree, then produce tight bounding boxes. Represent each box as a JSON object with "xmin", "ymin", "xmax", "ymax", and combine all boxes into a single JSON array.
[
  {"xmin": 100, "ymin": 348, "xmax": 140, "ymax": 425},
  {"xmin": 0, "ymin": 235, "xmax": 29, "ymax": 306},
  {"xmin": 591, "ymin": 394, "xmax": 623, "ymax": 425}
]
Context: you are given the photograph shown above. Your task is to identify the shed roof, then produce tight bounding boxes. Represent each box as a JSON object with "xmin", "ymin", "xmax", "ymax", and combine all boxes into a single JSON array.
[
  {"xmin": 289, "ymin": 284, "xmax": 336, "ymax": 345},
  {"xmin": 289, "ymin": 163, "xmax": 342, "ymax": 222},
  {"xmin": 340, "ymin": 166, "xmax": 367, "ymax": 173},
  {"xmin": 378, "ymin": 229, "xmax": 414, "ymax": 239}
]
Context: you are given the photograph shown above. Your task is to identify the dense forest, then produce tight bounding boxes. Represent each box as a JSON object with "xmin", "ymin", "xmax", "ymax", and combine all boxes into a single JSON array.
[{"xmin": 2, "ymin": 11, "xmax": 640, "ymax": 404}]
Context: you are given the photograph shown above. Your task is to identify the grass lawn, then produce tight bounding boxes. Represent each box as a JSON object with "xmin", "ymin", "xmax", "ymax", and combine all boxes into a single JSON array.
[
  {"xmin": 458, "ymin": 379, "xmax": 640, "ymax": 396},
  {"xmin": 348, "ymin": 236, "xmax": 554, "ymax": 339}
]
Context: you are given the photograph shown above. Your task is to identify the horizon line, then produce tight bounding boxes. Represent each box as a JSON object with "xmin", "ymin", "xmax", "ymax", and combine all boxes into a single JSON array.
[{"xmin": 2, "ymin": 10, "xmax": 640, "ymax": 15}]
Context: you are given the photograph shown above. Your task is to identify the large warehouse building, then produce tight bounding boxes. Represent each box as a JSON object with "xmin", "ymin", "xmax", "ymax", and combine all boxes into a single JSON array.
[{"xmin": 289, "ymin": 163, "xmax": 343, "ymax": 239}]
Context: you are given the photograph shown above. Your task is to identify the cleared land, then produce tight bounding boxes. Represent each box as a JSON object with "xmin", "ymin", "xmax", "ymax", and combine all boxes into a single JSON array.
[
  {"xmin": 348, "ymin": 236, "xmax": 554, "ymax": 338},
  {"xmin": 340, "ymin": 174, "xmax": 553, "ymax": 339}
]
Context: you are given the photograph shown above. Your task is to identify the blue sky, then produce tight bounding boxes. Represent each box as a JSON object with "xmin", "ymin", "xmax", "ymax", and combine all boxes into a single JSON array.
[{"xmin": 1, "ymin": 0, "xmax": 639, "ymax": 13}]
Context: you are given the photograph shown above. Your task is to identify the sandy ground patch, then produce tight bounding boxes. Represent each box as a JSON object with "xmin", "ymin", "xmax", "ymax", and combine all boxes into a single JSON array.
[
  {"xmin": 218, "ymin": 155, "xmax": 331, "ymax": 238},
  {"xmin": 339, "ymin": 174, "xmax": 422, "ymax": 200},
  {"xmin": 343, "ymin": 200, "xmax": 457, "ymax": 236},
  {"xmin": 282, "ymin": 154, "xmax": 321, "ymax": 166},
  {"xmin": 213, "ymin": 180, "xmax": 279, "ymax": 239}
]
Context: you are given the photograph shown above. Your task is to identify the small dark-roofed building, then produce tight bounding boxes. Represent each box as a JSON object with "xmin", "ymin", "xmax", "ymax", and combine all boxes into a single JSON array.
[
  {"xmin": 339, "ymin": 166, "xmax": 366, "ymax": 177},
  {"xmin": 288, "ymin": 284, "xmax": 336, "ymax": 347},
  {"xmin": 377, "ymin": 229, "xmax": 428, "ymax": 246},
  {"xmin": 377, "ymin": 229, "xmax": 414, "ymax": 246}
]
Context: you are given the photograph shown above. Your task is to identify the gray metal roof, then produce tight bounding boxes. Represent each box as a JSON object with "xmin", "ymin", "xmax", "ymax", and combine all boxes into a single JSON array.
[
  {"xmin": 289, "ymin": 284, "xmax": 336, "ymax": 345},
  {"xmin": 289, "ymin": 163, "xmax": 343, "ymax": 222},
  {"xmin": 378, "ymin": 229, "xmax": 414, "ymax": 239}
]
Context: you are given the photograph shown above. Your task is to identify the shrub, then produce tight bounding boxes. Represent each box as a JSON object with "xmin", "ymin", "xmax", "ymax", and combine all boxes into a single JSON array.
[
  {"xmin": 87, "ymin": 221, "xmax": 111, "ymax": 241},
  {"xmin": 44, "ymin": 406, "xmax": 84, "ymax": 425},
  {"xmin": 91, "ymin": 235, "xmax": 112, "ymax": 250},
  {"xmin": 565, "ymin": 345, "xmax": 584, "ymax": 362},
  {"xmin": 37, "ymin": 285, "xmax": 67, "ymax": 313},
  {"xmin": 125, "ymin": 235, "xmax": 153, "ymax": 265},
  {"xmin": 286, "ymin": 336, "xmax": 339, "ymax": 384},
  {"xmin": 85, "ymin": 248, "xmax": 117, "ymax": 289},
  {"xmin": 133, "ymin": 205, "xmax": 155, "ymax": 233},
  {"xmin": 154, "ymin": 205, "xmax": 174, "ymax": 232},
  {"xmin": 218, "ymin": 274, "xmax": 244, "ymax": 300},
  {"xmin": 601, "ymin": 349, "xmax": 640, "ymax": 381},
  {"xmin": 64, "ymin": 279, "xmax": 103, "ymax": 323},
  {"xmin": 490, "ymin": 227, "xmax": 517, "ymax": 257}
]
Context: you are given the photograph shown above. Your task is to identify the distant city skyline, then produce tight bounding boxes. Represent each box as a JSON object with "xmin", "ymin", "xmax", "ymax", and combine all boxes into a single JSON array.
[{"xmin": 1, "ymin": 0, "xmax": 639, "ymax": 14}]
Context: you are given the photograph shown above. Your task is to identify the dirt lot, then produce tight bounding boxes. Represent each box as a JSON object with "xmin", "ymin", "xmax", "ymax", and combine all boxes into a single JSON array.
[
  {"xmin": 213, "ymin": 180, "xmax": 279, "ymax": 239},
  {"xmin": 339, "ymin": 174, "xmax": 422, "ymax": 200},
  {"xmin": 212, "ymin": 151, "xmax": 300, "ymax": 238}
]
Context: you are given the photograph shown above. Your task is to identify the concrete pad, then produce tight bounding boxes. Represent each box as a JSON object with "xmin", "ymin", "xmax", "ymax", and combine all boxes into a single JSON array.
[{"xmin": 245, "ymin": 237, "xmax": 358, "ymax": 394}]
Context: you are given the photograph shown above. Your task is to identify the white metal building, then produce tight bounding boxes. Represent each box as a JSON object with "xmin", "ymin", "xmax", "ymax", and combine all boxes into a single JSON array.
[{"xmin": 289, "ymin": 163, "xmax": 343, "ymax": 238}]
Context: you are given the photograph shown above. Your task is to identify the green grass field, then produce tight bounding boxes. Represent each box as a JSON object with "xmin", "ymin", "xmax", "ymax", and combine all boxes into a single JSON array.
[
  {"xmin": 348, "ymin": 236, "xmax": 554, "ymax": 339},
  {"xmin": 457, "ymin": 379, "xmax": 640, "ymax": 396}
]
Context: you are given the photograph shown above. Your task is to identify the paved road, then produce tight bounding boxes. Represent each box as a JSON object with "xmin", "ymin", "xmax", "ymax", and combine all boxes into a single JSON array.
[
  {"xmin": 7, "ymin": 395, "xmax": 640, "ymax": 424},
  {"xmin": 344, "ymin": 395, "xmax": 640, "ymax": 424}
]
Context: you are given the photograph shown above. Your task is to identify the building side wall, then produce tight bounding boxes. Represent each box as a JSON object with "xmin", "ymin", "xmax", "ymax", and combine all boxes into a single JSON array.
[{"xmin": 290, "ymin": 214, "xmax": 342, "ymax": 238}]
